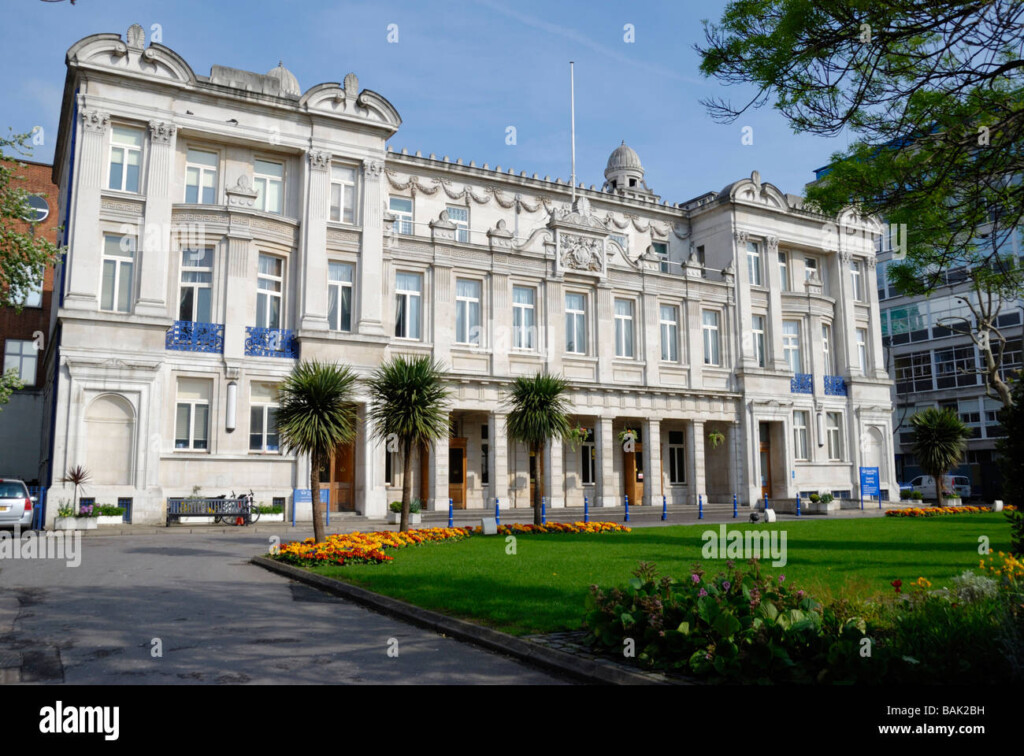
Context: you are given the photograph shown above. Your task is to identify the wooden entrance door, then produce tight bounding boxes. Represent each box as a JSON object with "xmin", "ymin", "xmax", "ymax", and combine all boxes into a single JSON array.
[
  {"xmin": 327, "ymin": 440, "xmax": 356, "ymax": 511},
  {"xmin": 759, "ymin": 423, "xmax": 771, "ymax": 500},
  {"xmin": 448, "ymin": 438, "xmax": 467, "ymax": 508},
  {"xmin": 624, "ymin": 442, "xmax": 644, "ymax": 505}
]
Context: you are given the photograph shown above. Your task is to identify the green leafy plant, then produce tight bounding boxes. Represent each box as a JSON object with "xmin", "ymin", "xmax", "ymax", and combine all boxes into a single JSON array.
[
  {"xmin": 808, "ymin": 493, "xmax": 820, "ymax": 503},
  {"xmin": 911, "ymin": 491, "xmax": 924, "ymax": 501},
  {"xmin": 276, "ymin": 360, "xmax": 359, "ymax": 543},
  {"xmin": 94, "ymin": 505, "xmax": 125, "ymax": 517},
  {"xmin": 367, "ymin": 355, "xmax": 450, "ymax": 533},
  {"xmin": 707, "ymin": 430, "xmax": 725, "ymax": 449},
  {"xmin": 257, "ymin": 505, "xmax": 283, "ymax": 515},
  {"xmin": 910, "ymin": 408, "xmax": 972, "ymax": 508},
  {"xmin": 60, "ymin": 465, "xmax": 91, "ymax": 512},
  {"xmin": 819, "ymin": 493, "xmax": 834, "ymax": 505}
]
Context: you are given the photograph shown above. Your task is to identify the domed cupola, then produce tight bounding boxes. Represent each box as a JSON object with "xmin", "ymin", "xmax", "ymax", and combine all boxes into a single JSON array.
[
  {"xmin": 603, "ymin": 140, "xmax": 653, "ymax": 196},
  {"xmin": 266, "ymin": 61, "xmax": 301, "ymax": 97}
]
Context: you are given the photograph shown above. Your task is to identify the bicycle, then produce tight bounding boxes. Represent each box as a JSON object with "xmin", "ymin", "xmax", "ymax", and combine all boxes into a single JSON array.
[{"xmin": 214, "ymin": 490, "xmax": 259, "ymax": 526}]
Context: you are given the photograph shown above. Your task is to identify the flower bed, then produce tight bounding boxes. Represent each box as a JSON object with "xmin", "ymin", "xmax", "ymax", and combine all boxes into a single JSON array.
[
  {"xmin": 884, "ymin": 505, "xmax": 1016, "ymax": 518},
  {"xmin": 273, "ymin": 521, "xmax": 631, "ymax": 567}
]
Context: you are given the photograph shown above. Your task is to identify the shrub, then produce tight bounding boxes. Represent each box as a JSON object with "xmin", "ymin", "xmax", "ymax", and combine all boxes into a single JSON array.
[
  {"xmin": 390, "ymin": 499, "xmax": 422, "ymax": 513},
  {"xmin": 94, "ymin": 505, "xmax": 125, "ymax": 517},
  {"xmin": 910, "ymin": 491, "xmax": 924, "ymax": 501},
  {"xmin": 257, "ymin": 505, "xmax": 283, "ymax": 515},
  {"xmin": 899, "ymin": 488, "xmax": 911, "ymax": 500},
  {"xmin": 819, "ymin": 493, "xmax": 835, "ymax": 505},
  {"xmin": 809, "ymin": 493, "xmax": 820, "ymax": 503},
  {"xmin": 389, "ymin": 501, "xmax": 403, "ymax": 513}
]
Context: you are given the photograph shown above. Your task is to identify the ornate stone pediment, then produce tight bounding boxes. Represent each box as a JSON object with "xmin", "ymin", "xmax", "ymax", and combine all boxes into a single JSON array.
[
  {"xmin": 549, "ymin": 197, "xmax": 609, "ymax": 277},
  {"xmin": 557, "ymin": 233, "xmax": 604, "ymax": 275}
]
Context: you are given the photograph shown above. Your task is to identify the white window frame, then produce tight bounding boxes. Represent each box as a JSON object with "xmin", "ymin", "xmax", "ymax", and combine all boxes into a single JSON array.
[
  {"xmin": 390, "ymin": 196, "xmax": 413, "ymax": 235},
  {"xmin": 253, "ymin": 158, "xmax": 284, "ymax": 214},
  {"xmin": 256, "ymin": 253, "xmax": 285, "ymax": 329},
  {"xmin": 653, "ymin": 241, "xmax": 669, "ymax": 274},
  {"xmin": 822, "ymin": 323, "xmax": 833, "ymax": 373},
  {"xmin": 446, "ymin": 205, "xmax": 470, "ymax": 243},
  {"xmin": 752, "ymin": 314, "xmax": 766, "ymax": 368},
  {"xmin": 851, "ymin": 260, "xmax": 863, "ymax": 302},
  {"xmin": 660, "ymin": 304, "xmax": 679, "ymax": 362},
  {"xmin": 455, "ymin": 277, "xmax": 482, "ymax": 346},
  {"xmin": 512, "ymin": 285, "xmax": 536, "ymax": 351},
  {"xmin": 747, "ymin": 241, "xmax": 763, "ymax": 287},
  {"xmin": 395, "ymin": 271, "xmax": 423, "ymax": 340},
  {"xmin": 793, "ymin": 410, "xmax": 810, "ymax": 461},
  {"xmin": 565, "ymin": 291, "xmax": 587, "ymax": 355},
  {"xmin": 327, "ymin": 261, "xmax": 355, "ymax": 332},
  {"xmin": 826, "ymin": 411, "xmax": 844, "ymax": 461},
  {"xmin": 805, "ymin": 256, "xmax": 819, "ymax": 281},
  {"xmin": 856, "ymin": 328, "xmax": 868, "ymax": 373},
  {"xmin": 667, "ymin": 430, "xmax": 686, "ymax": 484},
  {"xmin": 3, "ymin": 340, "xmax": 37, "ymax": 386},
  {"xmin": 614, "ymin": 298, "xmax": 635, "ymax": 358},
  {"xmin": 783, "ymin": 320, "xmax": 801, "ymax": 373},
  {"xmin": 178, "ymin": 247, "xmax": 214, "ymax": 323},
  {"xmin": 184, "ymin": 148, "xmax": 219, "ymax": 204},
  {"xmin": 778, "ymin": 251, "xmax": 789, "ymax": 292},
  {"xmin": 174, "ymin": 380, "xmax": 211, "ymax": 452},
  {"xmin": 101, "ymin": 233, "xmax": 135, "ymax": 314},
  {"xmin": 249, "ymin": 402, "xmax": 280, "ymax": 453},
  {"xmin": 702, "ymin": 309, "xmax": 721, "ymax": 366},
  {"xmin": 107, "ymin": 125, "xmax": 143, "ymax": 193},
  {"xmin": 330, "ymin": 164, "xmax": 358, "ymax": 224}
]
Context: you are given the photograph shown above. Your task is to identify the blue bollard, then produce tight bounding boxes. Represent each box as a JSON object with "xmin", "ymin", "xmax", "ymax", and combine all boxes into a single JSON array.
[
  {"xmin": 764, "ymin": 492, "xmax": 769, "ymax": 512},
  {"xmin": 698, "ymin": 493, "xmax": 703, "ymax": 520},
  {"xmin": 733, "ymin": 493, "xmax": 738, "ymax": 519},
  {"xmin": 624, "ymin": 494, "xmax": 630, "ymax": 522},
  {"xmin": 584, "ymin": 495, "xmax": 589, "ymax": 523},
  {"xmin": 796, "ymin": 493, "xmax": 801, "ymax": 517},
  {"xmin": 661, "ymin": 495, "xmax": 667, "ymax": 521},
  {"xmin": 325, "ymin": 494, "xmax": 330, "ymax": 527},
  {"xmin": 542, "ymin": 496, "xmax": 546, "ymax": 524},
  {"xmin": 448, "ymin": 499, "xmax": 453, "ymax": 528},
  {"xmin": 495, "ymin": 498, "xmax": 500, "ymax": 526}
]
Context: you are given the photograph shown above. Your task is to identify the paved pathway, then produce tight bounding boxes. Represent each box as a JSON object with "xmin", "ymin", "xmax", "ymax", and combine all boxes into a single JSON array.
[{"xmin": 0, "ymin": 529, "xmax": 566, "ymax": 684}]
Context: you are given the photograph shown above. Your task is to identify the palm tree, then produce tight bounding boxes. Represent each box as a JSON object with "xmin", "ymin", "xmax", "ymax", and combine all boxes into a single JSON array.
[
  {"xmin": 367, "ymin": 355, "xmax": 450, "ymax": 532},
  {"xmin": 276, "ymin": 360, "xmax": 359, "ymax": 543},
  {"xmin": 504, "ymin": 373, "xmax": 572, "ymax": 525},
  {"xmin": 909, "ymin": 407, "xmax": 972, "ymax": 508},
  {"xmin": 61, "ymin": 465, "xmax": 90, "ymax": 513}
]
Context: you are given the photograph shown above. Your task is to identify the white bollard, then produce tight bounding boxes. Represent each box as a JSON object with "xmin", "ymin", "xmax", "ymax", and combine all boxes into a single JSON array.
[
  {"xmin": 764, "ymin": 509, "xmax": 777, "ymax": 523},
  {"xmin": 993, "ymin": 500, "xmax": 1004, "ymax": 512}
]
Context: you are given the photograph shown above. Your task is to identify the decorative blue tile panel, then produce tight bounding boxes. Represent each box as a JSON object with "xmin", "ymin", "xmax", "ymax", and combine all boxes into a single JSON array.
[
  {"xmin": 790, "ymin": 373, "xmax": 813, "ymax": 394},
  {"xmin": 245, "ymin": 327, "xmax": 298, "ymax": 358},
  {"xmin": 824, "ymin": 375, "xmax": 848, "ymax": 396},
  {"xmin": 166, "ymin": 321, "xmax": 224, "ymax": 353}
]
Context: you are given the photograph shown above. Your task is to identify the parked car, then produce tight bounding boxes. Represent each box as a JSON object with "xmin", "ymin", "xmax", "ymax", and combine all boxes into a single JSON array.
[
  {"xmin": 0, "ymin": 478, "xmax": 35, "ymax": 528},
  {"xmin": 908, "ymin": 475, "xmax": 972, "ymax": 501}
]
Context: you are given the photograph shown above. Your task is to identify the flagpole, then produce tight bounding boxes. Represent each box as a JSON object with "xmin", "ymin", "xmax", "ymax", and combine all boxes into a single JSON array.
[{"xmin": 570, "ymin": 61, "xmax": 576, "ymax": 204}]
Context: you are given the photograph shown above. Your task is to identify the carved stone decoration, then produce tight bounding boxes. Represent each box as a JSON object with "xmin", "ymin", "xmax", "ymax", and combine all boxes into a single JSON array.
[
  {"xmin": 308, "ymin": 150, "xmax": 331, "ymax": 170},
  {"xmin": 148, "ymin": 120, "xmax": 176, "ymax": 143},
  {"xmin": 722, "ymin": 260, "xmax": 736, "ymax": 281},
  {"xmin": 765, "ymin": 235, "xmax": 779, "ymax": 251},
  {"xmin": 429, "ymin": 209, "xmax": 457, "ymax": 241},
  {"xmin": 865, "ymin": 254, "xmax": 878, "ymax": 269},
  {"xmin": 839, "ymin": 250, "xmax": 852, "ymax": 264},
  {"xmin": 559, "ymin": 233, "xmax": 603, "ymax": 273},
  {"xmin": 126, "ymin": 23, "xmax": 145, "ymax": 51},
  {"xmin": 226, "ymin": 174, "xmax": 258, "ymax": 208},
  {"xmin": 343, "ymin": 72, "xmax": 359, "ymax": 100},
  {"xmin": 80, "ymin": 109, "xmax": 110, "ymax": 133},
  {"xmin": 685, "ymin": 251, "xmax": 704, "ymax": 279},
  {"xmin": 733, "ymin": 229, "xmax": 749, "ymax": 244},
  {"xmin": 364, "ymin": 160, "xmax": 385, "ymax": 177},
  {"xmin": 487, "ymin": 218, "xmax": 514, "ymax": 250}
]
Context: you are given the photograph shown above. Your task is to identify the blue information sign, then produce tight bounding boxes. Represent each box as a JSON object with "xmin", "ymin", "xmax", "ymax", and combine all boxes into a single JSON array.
[
  {"xmin": 293, "ymin": 488, "xmax": 329, "ymax": 504},
  {"xmin": 859, "ymin": 467, "xmax": 880, "ymax": 497}
]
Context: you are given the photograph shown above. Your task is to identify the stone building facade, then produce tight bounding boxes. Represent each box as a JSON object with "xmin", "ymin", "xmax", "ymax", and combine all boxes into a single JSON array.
[{"xmin": 40, "ymin": 25, "xmax": 895, "ymax": 524}]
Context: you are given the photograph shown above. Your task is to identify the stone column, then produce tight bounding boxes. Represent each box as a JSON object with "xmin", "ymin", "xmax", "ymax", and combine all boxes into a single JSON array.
[
  {"xmin": 544, "ymin": 436, "xmax": 565, "ymax": 508},
  {"xmin": 643, "ymin": 418, "xmax": 662, "ymax": 506},
  {"xmin": 222, "ymin": 217, "xmax": 253, "ymax": 363},
  {"xmin": 65, "ymin": 108, "xmax": 109, "ymax": 310},
  {"xmin": 686, "ymin": 297, "xmax": 703, "ymax": 389},
  {"xmin": 732, "ymin": 231, "xmax": 756, "ymax": 369},
  {"xmin": 432, "ymin": 263, "xmax": 454, "ymax": 356},
  {"xmin": 642, "ymin": 291, "xmax": 660, "ymax": 385},
  {"xmin": 491, "ymin": 272, "xmax": 510, "ymax": 376},
  {"xmin": 765, "ymin": 236, "xmax": 787, "ymax": 370},
  {"xmin": 135, "ymin": 120, "xmax": 176, "ymax": 317},
  {"xmin": 595, "ymin": 282, "xmax": 614, "ymax": 382},
  {"xmin": 543, "ymin": 278, "xmax": 564, "ymax": 374},
  {"xmin": 687, "ymin": 419, "xmax": 706, "ymax": 505},
  {"xmin": 358, "ymin": 404, "xmax": 386, "ymax": 519},
  {"xmin": 729, "ymin": 419, "xmax": 745, "ymax": 506},
  {"xmin": 357, "ymin": 159, "xmax": 387, "ymax": 335},
  {"xmin": 301, "ymin": 150, "xmax": 331, "ymax": 331},
  {"xmin": 430, "ymin": 431, "xmax": 450, "ymax": 511},
  {"xmin": 596, "ymin": 416, "xmax": 617, "ymax": 507},
  {"xmin": 489, "ymin": 411, "xmax": 509, "ymax": 508}
]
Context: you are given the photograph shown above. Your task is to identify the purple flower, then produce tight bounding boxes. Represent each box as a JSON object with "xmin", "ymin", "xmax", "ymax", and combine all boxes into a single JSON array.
[
  {"xmin": 698, "ymin": 588, "xmax": 708, "ymax": 597},
  {"xmin": 778, "ymin": 574, "xmax": 786, "ymax": 584},
  {"xmin": 796, "ymin": 589, "xmax": 805, "ymax": 599},
  {"xmin": 722, "ymin": 580, "xmax": 731, "ymax": 591},
  {"xmin": 691, "ymin": 573, "xmax": 701, "ymax": 584},
  {"xmin": 705, "ymin": 652, "xmax": 712, "ymax": 661}
]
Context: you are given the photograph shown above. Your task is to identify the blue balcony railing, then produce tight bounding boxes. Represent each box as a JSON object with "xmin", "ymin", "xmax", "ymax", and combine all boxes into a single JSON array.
[
  {"xmin": 790, "ymin": 373, "xmax": 813, "ymax": 394},
  {"xmin": 824, "ymin": 375, "xmax": 848, "ymax": 396},
  {"xmin": 245, "ymin": 327, "xmax": 298, "ymax": 358},
  {"xmin": 166, "ymin": 321, "xmax": 224, "ymax": 353}
]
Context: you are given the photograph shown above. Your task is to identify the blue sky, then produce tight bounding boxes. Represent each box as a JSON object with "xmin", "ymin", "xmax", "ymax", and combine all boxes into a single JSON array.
[{"xmin": 0, "ymin": 0, "xmax": 849, "ymax": 202}]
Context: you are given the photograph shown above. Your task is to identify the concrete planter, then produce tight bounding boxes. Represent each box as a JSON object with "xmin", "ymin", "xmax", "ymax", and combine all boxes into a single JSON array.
[
  {"xmin": 387, "ymin": 511, "xmax": 421, "ymax": 525},
  {"xmin": 97, "ymin": 515, "xmax": 125, "ymax": 526},
  {"xmin": 259, "ymin": 512, "xmax": 285, "ymax": 522},
  {"xmin": 54, "ymin": 517, "xmax": 98, "ymax": 530}
]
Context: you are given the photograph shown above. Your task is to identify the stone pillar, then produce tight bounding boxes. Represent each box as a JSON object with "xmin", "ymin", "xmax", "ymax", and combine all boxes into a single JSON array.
[
  {"xmin": 222, "ymin": 219, "xmax": 253, "ymax": 363},
  {"xmin": 544, "ymin": 436, "xmax": 565, "ymax": 508},
  {"xmin": 642, "ymin": 291, "xmax": 660, "ymax": 385},
  {"xmin": 686, "ymin": 297, "xmax": 703, "ymax": 389},
  {"xmin": 596, "ymin": 416, "xmax": 616, "ymax": 507},
  {"xmin": 431, "ymin": 431, "xmax": 450, "ymax": 511},
  {"xmin": 595, "ymin": 282, "xmax": 614, "ymax": 382},
  {"xmin": 543, "ymin": 278, "xmax": 564, "ymax": 374},
  {"xmin": 732, "ymin": 231, "xmax": 756, "ymax": 369},
  {"xmin": 432, "ymin": 263, "xmax": 454, "ymax": 355},
  {"xmin": 729, "ymin": 419, "xmax": 745, "ymax": 506},
  {"xmin": 358, "ymin": 404, "xmax": 386, "ymax": 518},
  {"xmin": 136, "ymin": 120, "xmax": 176, "ymax": 317},
  {"xmin": 357, "ymin": 159, "xmax": 387, "ymax": 336},
  {"xmin": 489, "ymin": 411, "xmax": 509, "ymax": 508},
  {"xmin": 491, "ymin": 273, "xmax": 510, "ymax": 376},
  {"xmin": 64, "ymin": 108, "xmax": 109, "ymax": 310},
  {"xmin": 643, "ymin": 418, "xmax": 661, "ymax": 506},
  {"xmin": 765, "ymin": 236, "xmax": 787, "ymax": 370},
  {"xmin": 687, "ymin": 419, "xmax": 706, "ymax": 505},
  {"xmin": 301, "ymin": 150, "xmax": 331, "ymax": 331}
]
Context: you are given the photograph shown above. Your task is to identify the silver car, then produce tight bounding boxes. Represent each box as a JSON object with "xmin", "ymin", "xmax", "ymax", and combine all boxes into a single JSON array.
[{"xmin": 0, "ymin": 479, "xmax": 35, "ymax": 528}]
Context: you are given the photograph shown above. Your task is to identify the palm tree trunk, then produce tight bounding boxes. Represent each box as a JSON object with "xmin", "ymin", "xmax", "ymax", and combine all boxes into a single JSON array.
[
  {"xmin": 400, "ymin": 437, "xmax": 414, "ymax": 532},
  {"xmin": 934, "ymin": 474, "xmax": 944, "ymax": 508},
  {"xmin": 311, "ymin": 450, "xmax": 325, "ymax": 543},
  {"xmin": 534, "ymin": 440, "xmax": 545, "ymax": 525}
]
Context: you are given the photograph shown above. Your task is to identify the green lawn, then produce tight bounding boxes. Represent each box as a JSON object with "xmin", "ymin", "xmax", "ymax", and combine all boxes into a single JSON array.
[{"xmin": 307, "ymin": 515, "xmax": 1012, "ymax": 635}]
